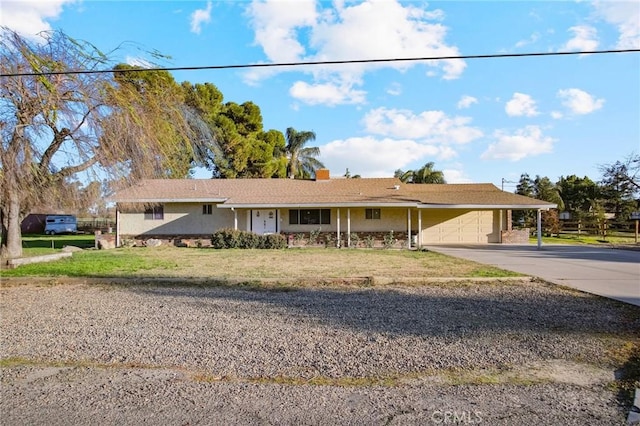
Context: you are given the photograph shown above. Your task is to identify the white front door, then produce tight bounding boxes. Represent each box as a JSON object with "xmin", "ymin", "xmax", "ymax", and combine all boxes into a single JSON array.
[{"xmin": 252, "ymin": 210, "xmax": 277, "ymax": 235}]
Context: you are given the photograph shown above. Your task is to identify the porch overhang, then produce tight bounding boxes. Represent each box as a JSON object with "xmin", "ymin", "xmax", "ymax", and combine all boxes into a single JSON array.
[{"xmin": 217, "ymin": 202, "xmax": 418, "ymax": 209}]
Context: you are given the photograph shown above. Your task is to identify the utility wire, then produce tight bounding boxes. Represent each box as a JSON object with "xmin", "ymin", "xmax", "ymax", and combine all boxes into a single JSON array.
[{"xmin": 1, "ymin": 48, "xmax": 639, "ymax": 78}]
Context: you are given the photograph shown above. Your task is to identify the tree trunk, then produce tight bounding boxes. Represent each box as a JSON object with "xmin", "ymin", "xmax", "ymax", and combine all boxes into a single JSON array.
[{"xmin": 0, "ymin": 189, "xmax": 23, "ymax": 260}]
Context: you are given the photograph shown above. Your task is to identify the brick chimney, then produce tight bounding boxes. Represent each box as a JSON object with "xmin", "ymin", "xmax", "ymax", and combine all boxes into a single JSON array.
[{"xmin": 315, "ymin": 169, "xmax": 330, "ymax": 180}]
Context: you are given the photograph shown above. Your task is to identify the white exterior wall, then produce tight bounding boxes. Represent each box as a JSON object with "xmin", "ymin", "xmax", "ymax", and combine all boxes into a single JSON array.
[
  {"xmin": 420, "ymin": 209, "xmax": 500, "ymax": 244},
  {"xmin": 119, "ymin": 203, "xmax": 237, "ymax": 236}
]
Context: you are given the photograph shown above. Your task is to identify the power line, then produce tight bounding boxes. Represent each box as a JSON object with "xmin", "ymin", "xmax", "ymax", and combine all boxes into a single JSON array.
[{"xmin": 1, "ymin": 48, "xmax": 639, "ymax": 78}]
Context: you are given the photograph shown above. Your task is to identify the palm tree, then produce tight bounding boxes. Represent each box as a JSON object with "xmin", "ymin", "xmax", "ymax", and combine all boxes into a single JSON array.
[
  {"xmin": 285, "ymin": 127, "xmax": 325, "ymax": 179},
  {"xmin": 398, "ymin": 162, "xmax": 446, "ymax": 184}
]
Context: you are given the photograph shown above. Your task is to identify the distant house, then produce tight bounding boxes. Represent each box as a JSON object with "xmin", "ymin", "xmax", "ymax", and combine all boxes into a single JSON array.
[{"xmin": 112, "ymin": 170, "xmax": 555, "ymax": 247}]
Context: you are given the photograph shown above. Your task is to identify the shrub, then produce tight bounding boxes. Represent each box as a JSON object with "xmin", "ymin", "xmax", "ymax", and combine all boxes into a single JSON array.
[
  {"xmin": 263, "ymin": 233, "xmax": 287, "ymax": 249},
  {"xmin": 349, "ymin": 233, "xmax": 360, "ymax": 248},
  {"xmin": 309, "ymin": 228, "xmax": 321, "ymax": 245},
  {"xmin": 324, "ymin": 233, "xmax": 335, "ymax": 248},
  {"xmin": 364, "ymin": 235, "xmax": 375, "ymax": 249},
  {"xmin": 383, "ymin": 230, "xmax": 396, "ymax": 249},
  {"xmin": 239, "ymin": 231, "xmax": 260, "ymax": 249},
  {"xmin": 211, "ymin": 229, "xmax": 286, "ymax": 249}
]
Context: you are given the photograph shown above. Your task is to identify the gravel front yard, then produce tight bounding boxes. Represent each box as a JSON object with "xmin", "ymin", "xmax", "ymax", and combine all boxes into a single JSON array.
[{"xmin": 1, "ymin": 280, "xmax": 639, "ymax": 425}]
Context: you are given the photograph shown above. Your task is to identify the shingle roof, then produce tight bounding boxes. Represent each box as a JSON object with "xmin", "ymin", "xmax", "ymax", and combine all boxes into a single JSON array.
[{"xmin": 112, "ymin": 178, "xmax": 556, "ymax": 209}]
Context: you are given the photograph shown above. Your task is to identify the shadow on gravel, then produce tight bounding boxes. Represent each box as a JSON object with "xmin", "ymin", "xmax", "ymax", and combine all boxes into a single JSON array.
[{"xmin": 130, "ymin": 283, "xmax": 640, "ymax": 338}]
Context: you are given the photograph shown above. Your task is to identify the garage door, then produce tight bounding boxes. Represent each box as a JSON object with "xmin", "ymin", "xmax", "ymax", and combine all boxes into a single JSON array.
[{"xmin": 422, "ymin": 210, "xmax": 498, "ymax": 244}]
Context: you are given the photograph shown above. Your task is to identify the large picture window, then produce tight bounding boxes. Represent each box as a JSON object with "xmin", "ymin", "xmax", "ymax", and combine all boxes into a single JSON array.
[
  {"xmin": 144, "ymin": 205, "xmax": 164, "ymax": 220},
  {"xmin": 289, "ymin": 209, "xmax": 330, "ymax": 225},
  {"xmin": 365, "ymin": 208, "xmax": 381, "ymax": 220}
]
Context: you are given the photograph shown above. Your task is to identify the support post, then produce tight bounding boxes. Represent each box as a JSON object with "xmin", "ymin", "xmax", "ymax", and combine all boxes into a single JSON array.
[
  {"xmin": 407, "ymin": 208, "xmax": 412, "ymax": 249},
  {"xmin": 537, "ymin": 209, "xmax": 542, "ymax": 250},
  {"xmin": 347, "ymin": 209, "xmax": 351, "ymax": 248},
  {"xmin": 418, "ymin": 209, "xmax": 422, "ymax": 249},
  {"xmin": 337, "ymin": 208, "xmax": 341, "ymax": 248},
  {"xmin": 233, "ymin": 208, "xmax": 238, "ymax": 230},
  {"xmin": 115, "ymin": 208, "xmax": 121, "ymax": 248}
]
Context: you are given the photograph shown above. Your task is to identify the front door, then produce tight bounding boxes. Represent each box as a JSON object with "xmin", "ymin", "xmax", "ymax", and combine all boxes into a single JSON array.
[{"xmin": 252, "ymin": 210, "xmax": 277, "ymax": 235}]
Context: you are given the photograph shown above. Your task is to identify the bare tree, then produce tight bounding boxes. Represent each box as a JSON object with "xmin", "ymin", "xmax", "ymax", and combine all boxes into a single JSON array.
[{"xmin": 0, "ymin": 28, "xmax": 200, "ymax": 259}]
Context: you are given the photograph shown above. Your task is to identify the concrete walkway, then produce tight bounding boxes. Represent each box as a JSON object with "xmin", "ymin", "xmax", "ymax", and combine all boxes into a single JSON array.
[{"xmin": 426, "ymin": 244, "xmax": 640, "ymax": 307}]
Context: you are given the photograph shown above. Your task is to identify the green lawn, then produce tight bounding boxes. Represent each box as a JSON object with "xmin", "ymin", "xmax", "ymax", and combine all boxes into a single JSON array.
[
  {"xmin": 530, "ymin": 233, "xmax": 639, "ymax": 245},
  {"xmin": 21, "ymin": 234, "xmax": 96, "ymax": 255}
]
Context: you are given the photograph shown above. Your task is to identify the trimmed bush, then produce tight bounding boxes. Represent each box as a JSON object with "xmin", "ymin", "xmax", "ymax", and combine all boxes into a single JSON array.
[
  {"xmin": 211, "ymin": 229, "xmax": 286, "ymax": 249},
  {"xmin": 262, "ymin": 233, "xmax": 287, "ymax": 249}
]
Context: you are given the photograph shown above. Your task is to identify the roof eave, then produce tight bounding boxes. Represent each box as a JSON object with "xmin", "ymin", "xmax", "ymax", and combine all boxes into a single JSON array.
[
  {"xmin": 418, "ymin": 203, "xmax": 557, "ymax": 210},
  {"xmin": 114, "ymin": 198, "xmax": 228, "ymax": 203}
]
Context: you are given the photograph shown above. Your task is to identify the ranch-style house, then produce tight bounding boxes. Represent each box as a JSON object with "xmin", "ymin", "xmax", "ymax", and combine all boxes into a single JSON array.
[{"xmin": 112, "ymin": 169, "xmax": 556, "ymax": 248}]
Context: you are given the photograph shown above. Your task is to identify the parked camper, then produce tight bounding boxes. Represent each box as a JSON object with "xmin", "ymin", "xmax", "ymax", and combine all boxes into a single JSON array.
[{"xmin": 44, "ymin": 215, "xmax": 77, "ymax": 235}]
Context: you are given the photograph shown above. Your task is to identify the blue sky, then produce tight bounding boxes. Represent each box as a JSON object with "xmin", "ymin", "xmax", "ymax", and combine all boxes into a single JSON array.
[{"xmin": 2, "ymin": 0, "xmax": 639, "ymax": 189}]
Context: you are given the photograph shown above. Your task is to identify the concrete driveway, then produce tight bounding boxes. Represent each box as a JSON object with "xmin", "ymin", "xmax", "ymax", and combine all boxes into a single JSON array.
[{"xmin": 426, "ymin": 244, "xmax": 640, "ymax": 307}]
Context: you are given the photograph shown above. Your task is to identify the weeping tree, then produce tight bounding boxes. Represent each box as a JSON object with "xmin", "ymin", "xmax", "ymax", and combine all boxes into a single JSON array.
[
  {"xmin": 0, "ymin": 28, "xmax": 205, "ymax": 259},
  {"xmin": 107, "ymin": 65, "xmax": 209, "ymax": 179}
]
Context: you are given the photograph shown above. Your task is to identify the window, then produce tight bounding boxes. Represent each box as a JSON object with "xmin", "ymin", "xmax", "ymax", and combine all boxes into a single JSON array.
[
  {"xmin": 202, "ymin": 204, "xmax": 213, "ymax": 215},
  {"xmin": 289, "ymin": 209, "xmax": 330, "ymax": 225},
  {"xmin": 144, "ymin": 205, "xmax": 164, "ymax": 220},
  {"xmin": 365, "ymin": 208, "xmax": 381, "ymax": 220}
]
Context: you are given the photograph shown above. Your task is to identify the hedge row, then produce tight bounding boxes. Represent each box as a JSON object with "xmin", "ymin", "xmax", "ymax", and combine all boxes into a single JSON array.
[{"xmin": 211, "ymin": 229, "xmax": 287, "ymax": 249}]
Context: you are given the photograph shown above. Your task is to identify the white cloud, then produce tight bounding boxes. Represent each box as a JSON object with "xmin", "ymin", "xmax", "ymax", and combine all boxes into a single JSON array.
[
  {"xmin": 289, "ymin": 81, "xmax": 366, "ymax": 106},
  {"xmin": 386, "ymin": 82, "xmax": 402, "ymax": 96},
  {"xmin": 515, "ymin": 32, "xmax": 540, "ymax": 48},
  {"xmin": 557, "ymin": 88, "xmax": 604, "ymax": 115},
  {"xmin": 550, "ymin": 111, "xmax": 563, "ymax": 120},
  {"xmin": 561, "ymin": 25, "xmax": 598, "ymax": 52},
  {"xmin": 481, "ymin": 126, "xmax": 555, "ymax": 161},
  {"xmin": 246, "ymin": 0, "xmax": 318, "ymax": 62},
  {"xmin": 592, "ymin": 1, "xmax": 640, "ymax": 49},
  {"xmin": 0, "ymin": 0, "xmax": 76, "ymax": 39},
  {"xmin": 190, "ymin": 1, "xmax": 213, "ymax": 34},
  {"xmin": 320, "ymin": 136, "xmax": 450, "ymax": 177},
  {"xmin": 443, "ymin": 168, "xmax": 473, "ymax": 183},
  {"xmin": 505, "ymin": 93, "xmax": 539, "ymax": 117},
  {"xmin": 245, "ymin": 0, "xmax": 464, "ymax": 105},
  {"xmin": 363, "ymin": 107, "xmax": 483, "ymax": 144},
  {"xmin": 309, "ymin": 0, "xmax": 464, "ymax": 79},
  {"xmin": 457, "ymin": 95, "xmax": 478, "ymax": 109}
]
